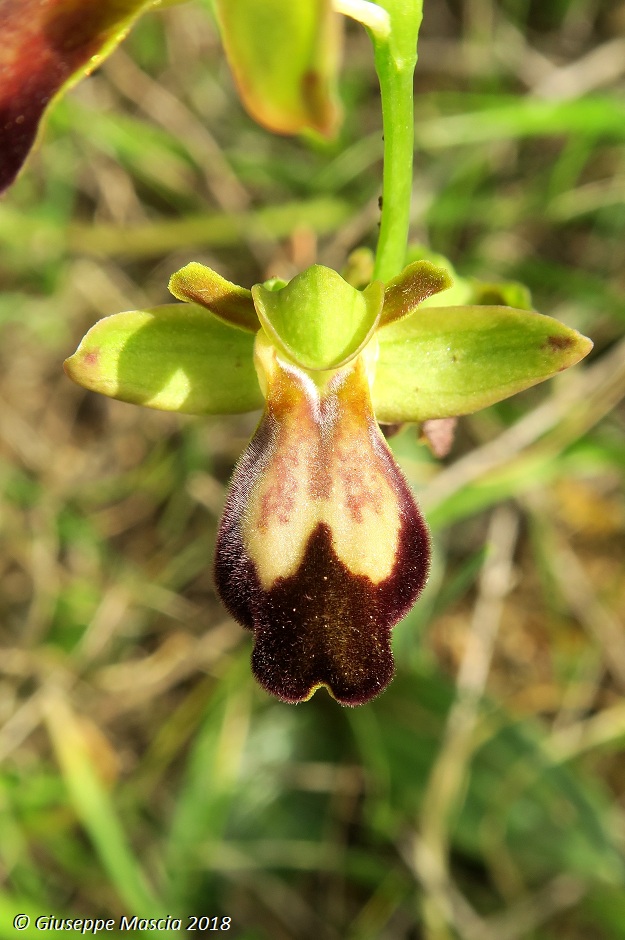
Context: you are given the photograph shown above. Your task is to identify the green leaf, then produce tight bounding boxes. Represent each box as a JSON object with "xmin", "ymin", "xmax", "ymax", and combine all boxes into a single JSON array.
[
  {"xmin": 166, "ymin": 656, "xmax": 252, "ymax": 904},
  {"xmin": 64, "ymin": 303, "xmax": 263, "ymax": 415},
  {"xmin": 372, "ymin": 305, "xmax": 593, "ymax": 423},
  {"xmin": 168, "ymin": 262, "xmax": 259, "ymax": 332},
  {"xmin": 252, "ymin": 264, "xmax": 384, "ymax": 371},
  {"xmin": 45, "ymin": 694, "xmax": 163, "ymax": 917},
  {"xmin": 215, "ymin": 0, "xmax": 341, "ymax": 137},
  {"xmin": 0, "ymin": 0, "xmax": 158, "ymax": 193}
]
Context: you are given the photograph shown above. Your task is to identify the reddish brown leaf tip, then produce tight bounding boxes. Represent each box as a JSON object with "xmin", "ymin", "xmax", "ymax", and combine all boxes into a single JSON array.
[
  {"xmin": 168, "ymin": 263, "xmax": 258, "ymax": 332},
  {"xmin": 300, "ymin": 69, "xmax": 336, "ymax": 138}
]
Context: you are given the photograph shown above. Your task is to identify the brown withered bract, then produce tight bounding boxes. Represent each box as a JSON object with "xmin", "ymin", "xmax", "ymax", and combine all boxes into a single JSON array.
[{"xmin": 214, "ymin": 336, "xmax": 430, "ymax": 706}]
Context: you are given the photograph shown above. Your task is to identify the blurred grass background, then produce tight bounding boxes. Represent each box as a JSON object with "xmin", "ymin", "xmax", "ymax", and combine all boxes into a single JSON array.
[{"xmin": 1, "ymin": 0, "xmax": 625, "ymax": 937}]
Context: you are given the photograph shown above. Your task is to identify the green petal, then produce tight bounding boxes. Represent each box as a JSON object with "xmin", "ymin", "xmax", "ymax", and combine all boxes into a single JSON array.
[
  {"xmin": 405, "ymin": 248, "xmax": 534, "ymax": 312},
  {"xmin": 379, "ymin": 260, "xmax": 453, "ymax": 327},
  {"xmin": 251, "ymin": 264, "xmax": 384, "ymax": 371},
  {"xmin": 168, "ymin": 262, "xmax": 259, "ymax": 332},
  {"xmin": 405, "ymin": 247, "xmax": 472, "ymax": 307},
  {"xmin": 215, "ymin": 0, "xmax": 341, "ymax": 137},
  {"xmin": 64, "ymin": 304, "xmax": 262, "ymax": 415},
  {"xmin": 0, "ymin": 0, "xmax": 156, "ymax": 194},
  {"xmin": 372, "ymin": 305, "xmax": 593, "ymax": 423}
]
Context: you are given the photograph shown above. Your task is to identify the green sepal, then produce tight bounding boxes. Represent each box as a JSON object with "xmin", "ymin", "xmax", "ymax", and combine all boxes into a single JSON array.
[
  {"xmin": 168, "ymin": 262, "xmax": 259, "ymax": 332},
  {"xmin": 64, "ymin": 304, "xmax": 263, "ymax": 415},
  {"xmin": 251, "ymin": 264, "xmax": 385, "ymax": 371},
  {"xmin": 372, "ymin": 305, "xmax": 593, "ymax": 423},
  {"xmin": 215, "ymin": 0, "xmax": 341, "ymax": 137},
  {"xmin": 379, "ymin": 260, "xmax": 453, "ymax": 327}
]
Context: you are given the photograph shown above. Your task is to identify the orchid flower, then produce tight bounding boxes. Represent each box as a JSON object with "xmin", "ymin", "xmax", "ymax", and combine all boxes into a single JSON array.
[
  {"xmin": 1, "ymin": 0, "xmax": 594, "ymax": 702},
  {"xmin": 64, "ymin": 259, "xmax": 592, "ymax": 704}
]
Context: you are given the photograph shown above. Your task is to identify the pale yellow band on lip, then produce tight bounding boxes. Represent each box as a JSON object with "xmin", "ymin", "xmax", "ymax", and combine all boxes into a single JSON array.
[{"xmin": 241, "ymin": 335, "xmax": 402, "ymax": 591}]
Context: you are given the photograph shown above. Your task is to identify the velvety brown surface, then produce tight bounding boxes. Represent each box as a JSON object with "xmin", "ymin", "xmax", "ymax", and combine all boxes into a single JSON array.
[{"xmin": 215, "ymin": 389, "xmax": 430, "ymax": 705}]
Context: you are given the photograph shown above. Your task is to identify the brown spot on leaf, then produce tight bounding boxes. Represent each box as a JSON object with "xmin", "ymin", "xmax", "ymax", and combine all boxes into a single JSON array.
[
  {"xmin": 545, "ymin": 334, "xmax": 574, "ymax": 351},
  {"xmin": 83, "ymin": 349, "xmax": 100, "ymax": 367}
]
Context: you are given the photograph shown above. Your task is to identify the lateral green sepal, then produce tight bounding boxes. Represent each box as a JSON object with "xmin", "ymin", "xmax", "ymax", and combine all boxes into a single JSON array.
[
  {"xmin": 251, "ymin": 264, "xmax": 384, "ymax": 371},
  {"xmin": 168, "ymin": 262, "xmax": 259, "ymax": 332},
  {"xmin": 372, "ymin": 305, "xmax": 593, "ymax": 423},
  {"xmin": 380, "ymin": 259, "xmax": 453, "ymax": 327},
  {"xmin": 64, "ymin": 304, "xmax": 263, "ymax": 415}
]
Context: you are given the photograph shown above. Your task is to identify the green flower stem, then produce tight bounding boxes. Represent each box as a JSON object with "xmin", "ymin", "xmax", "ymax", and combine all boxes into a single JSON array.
[
  {"xmin": 364, "ymin": 1, "xmax": 424, "ymax": 283},
  {"xmin": 373, "ymin": 57, "xmax": 417, "ymax": 282}
]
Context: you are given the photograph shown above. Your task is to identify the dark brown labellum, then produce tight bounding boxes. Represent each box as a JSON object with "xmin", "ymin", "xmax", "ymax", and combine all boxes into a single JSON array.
[{"xmin": 214, "ymin": 338, "xmax": 430, "ymax": 705}]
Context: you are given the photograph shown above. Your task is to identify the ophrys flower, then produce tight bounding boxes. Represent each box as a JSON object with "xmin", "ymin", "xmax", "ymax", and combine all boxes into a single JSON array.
[{"xmin": 65, "ymin": 259, "xmax": 592, "ymax": 704}]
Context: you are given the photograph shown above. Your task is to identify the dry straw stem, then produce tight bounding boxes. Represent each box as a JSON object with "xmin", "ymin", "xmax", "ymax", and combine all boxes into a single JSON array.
[
  {"xmin": 101, "ymin": 49, "xmax": 278, "ymax": 268},
  {"xmin": 0, "ymin": 688, "xmax": 46, "ymax": 765},
  {"xmin": 523, "ymin": 489, "xmax": 625, "ymax": 694},
  {"xmin": 410, "ymin": 504, "xmax": 520, "ymax": 939},
  {"xmin": 93, "ymin": 620, "xmax": 241, "ymax": 715},
  {"xmin": 532, "ymin": 36, "xmax": 625, "ymax": 100},
  {"xmin": 404, "ymin": 335, "xmax": 625, "ymax": 939},
  {"xmin": 103, "ymin": 50, "xmax": 251, "ymax": 214},
  {"xmin": 406, "ymin": 505, "xmax": 593, "ymax": 940},
  {"xmin": 406, "ymin": 341, "xmax": 625, "ymax": 940},
  {"xmin": 547, "ymin": 700, "xmax": 625, "ymax": 766}
]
